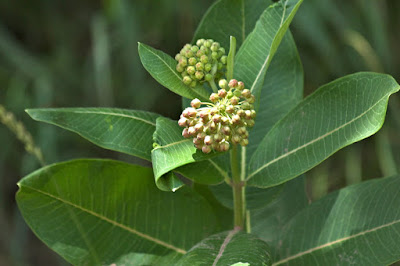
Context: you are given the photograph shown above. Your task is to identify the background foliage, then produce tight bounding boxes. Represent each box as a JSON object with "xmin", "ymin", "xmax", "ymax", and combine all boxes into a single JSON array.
[{"xmin": 0, "ymin": 0, "xmax": 399, "ymax": 265}]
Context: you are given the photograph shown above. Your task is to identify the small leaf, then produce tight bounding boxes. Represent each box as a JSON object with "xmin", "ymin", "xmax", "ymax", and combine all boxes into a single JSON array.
[
  {"xmin": 234, "ymin": 0, "xmax": 303, "ymax": 107},
  {"xmin": 138, "ymin": 43, "xmax": 209, "ymax": 100},
  {"xmin": 273, "ymin": 175, "xmax": 400, "ymax": 265},
  {"xmin": 151, "ymin": 117, "xmax": 225, "ymax": 190},
  {"xmin": 248, "ymin": 72, "xmax": 400, "ymax": 188},
  {"xmin": 176, "ymin": 229, "xmax": 271, "ymax": 266},
  {"xmin": 26, "ymin": 108, "xmax": 160, "ymax": 160},
  {"xmin": 16, "ymin": 159, "xmax": 219, "ymax": 265}
]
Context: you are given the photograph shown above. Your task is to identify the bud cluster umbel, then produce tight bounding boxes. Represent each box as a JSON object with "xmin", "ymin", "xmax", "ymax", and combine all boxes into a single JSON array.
[
  {"xmin": 178, "ymin": 79, "xmax": 256, "ymax": 153},
  {"xmin": 175, "ymin": 39, "xmax": 227, "ymax": 88}
]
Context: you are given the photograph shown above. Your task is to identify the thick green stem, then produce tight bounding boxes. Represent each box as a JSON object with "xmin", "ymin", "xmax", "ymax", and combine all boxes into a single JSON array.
[
  {"xmin": 208, "ymin": 79, "xmax": 218, "ymax": 93},
  {"xmin": 230, "ymin": 144, "xmax": 246, "ymax": 229}
]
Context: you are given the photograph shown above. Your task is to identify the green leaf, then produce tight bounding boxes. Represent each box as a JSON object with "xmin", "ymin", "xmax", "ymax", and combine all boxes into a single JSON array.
[
  {"xmin": 151, "ymin": 117, "xmax": 226, "ymax": 190},
  {"xmin": 234, "ymin": 0, "xmax": 303, "ymax": 106},
  {"xmin": 26, "ymin": 108, "xmax": 160, "ymax": 160},
  {"xmin": 192, "ymin": 0, "xmax": 272, "ymax": 49},
  {"xmin": 16, "ymin": 159, "xmax": 219, "ymax": 265},
  {"xmin": 248, "ymin": 72, "xmax": 400, "ymax": 188},
  {"xmin": 251, "ymin": 176, "xmax": 308, "ymax": 257},
  {"xmin": 138, "ymin": 43, "xmax": 209, "ymax": 100},
  {"xmin": 210, "ymin": 182, "xmax": 283, "ymax": 210},
  {"xmin": 176, "ymin": 229, "xmax": 271, "ymax": 266},
  {"xmin": 273, "ymin": 175, "xmax": 400, "ymax": 265},
  {"xmin": 112, "ymin": 252, "xmax": 182, "ymax": 266}
]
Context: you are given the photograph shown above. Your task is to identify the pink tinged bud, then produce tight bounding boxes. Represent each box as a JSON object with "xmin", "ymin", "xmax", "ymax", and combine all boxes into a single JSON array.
[
  {"xmin": 218, "ymin": 89, "xmax": 227, "ymax": 98},
  {"xmin": 230, "ymin": 96, "xmax": 239, "ymax": 105},
  {"xmin": 221, "ymin": 126, "xmax": 231, "ymax": 135},
  {"xmin": 237, "ymin": 110, "xmax": 245, "ymax": 117},
  {"xmin": 218, "ymin": 79, "xmax": 228, "ymax": 89},
  {"xmin": 232, "ymin": 114, "xmax": 241, "ymax": 124},
  {"xmin": 199, "ymin": 111, "xmax": 210, "ymax": 122},
  {"xmin": 186, "ymin": 108, "xmax": 197, "ymax": 117},
  {"xmin": 220, "ymin": 141, "xmax": 230, "ymax": 151},
  {"xmin": 182, "ymin": 109, "xmax": 190, "ymax": 118},
  {"xmin": 221, "ymin": 117, "xmax": 229, "ymax": 125},
  {"xmin": 197, "ymin": 132, "xmax": 206, "ymax": 140},
  {"xmin": 188, "ymin": 127, "xmax": 196, "ymax": 136},
  {"xmin": 245, "ymin": 110, "xmax": 252, "ymax": 119},
  {"xmin": 246, "ymin": 119, "xmax": 255, "ymax": 127},
  {"xmin": 210, "ymin": 107, "xmax": 218, "ymax": 115},
  {"xmin": 232, "ymin": 135, "xmax": 241, "ymax": 144},
  {"xmin": 214, "ymin": 133, "xmax": 223, "ymax": 142},
  {"xmin": 204, "ymin": 135, "xmax": 213, "ymax": 145},
  {"xmin": 202, "ymin": 145, "xmax": 212, "ymax": 154},
  {"xmin": 242, "ymin": 89, "xmax": 251, "ymax": 98},
  {"xmin": 191, "ymin": 98, "xmax": 201, "ymax": 108},
  {"xmin": 209, "ymin": 121, "xmax": 217, "ymax": 131},
  {"xmin": 237, "ymin": 81, "xmax": 245, "ymax": 90},
  {"xmin": 182, "ymin": 128, "xmax": 190, "ymax": 138},
  {"xmin": 228, "ymin": 79, "xmax": 238, "ymax": 88},
  {"xmin": 193, "ymin": 137, "xmax": 202, "ymax": 145},
  {"xmin": 178, "ymin": 117, "xmax": 188, "ymax": 127},
  {"xmin": 179, "ymin": 58, "xmax": 188, "ymax": 67},
  {"xmin": 226, "ymin": 105, "xmax": 234, "ymax": 114},
  {"xmin": 212, "ymin": 114, "xmax": 221, "ymax": 123},
  {"xmin": 240, "ymin": 139, "xmax": 249, "ymax": 146},
  {"xmin": 194, "ymin": 123, "xmax": 204, "ymax": 132},
  {"xmin": 209, "ymin": 93, "xmax": 219, "ymax": 103}
]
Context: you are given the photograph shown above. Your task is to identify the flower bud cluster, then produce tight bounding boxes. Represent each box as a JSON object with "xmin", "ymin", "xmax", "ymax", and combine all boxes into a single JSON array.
[
  {"xmin": 178, "ymin": 79, "xmax": 256, "ymax": 153},
  {"xmin": 175, "ymin": 39, "xmax": 227, "ymax": 88}
]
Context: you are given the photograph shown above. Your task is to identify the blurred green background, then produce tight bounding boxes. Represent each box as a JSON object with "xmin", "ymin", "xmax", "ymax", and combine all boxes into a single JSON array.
[{"xmin": 0, "ymin": 0, "xmax": 399, "ymax": 265}]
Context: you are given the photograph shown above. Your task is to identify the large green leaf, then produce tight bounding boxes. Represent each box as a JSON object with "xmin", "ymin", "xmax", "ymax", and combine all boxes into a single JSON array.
[
  {"xmin": 273, "ymin": 175, "xmax": 400, "ymax": 265},
  {"xmin": 26, "ymin": 108, "xmax": 159, "ymax": 161},
  {"xmin": 248, "ymin": 73, "xmax": 400, "ymax": 188},
  {"xmin": 16, "ymin": 159, "xmax": 219, "ymax": 265},
  {"xmin": 151, "ymin": 117, "xmax": 226, "ymax": 190},
  {"xmin": 251, "ymin": 176, "xmax": 308, "ymax": 257},
  {"xmin": 234, "ymin": 0, "xmax": 303, "ymax": 105},
  {"xmin": 192, "ymin": 0, "xmax": 272, "ymax": 49},
  {"xmin": 138, "ymin": 43, "xmax": 209, "ymax": 101},
  {"xmin": 176, "ymin": 229, "xmax": 271, "ymax": 266}
]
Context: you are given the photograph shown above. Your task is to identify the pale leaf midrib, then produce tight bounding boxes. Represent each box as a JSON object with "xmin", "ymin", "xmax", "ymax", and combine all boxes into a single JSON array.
[
  {"xmin": 22, "ymin": 185, "xmax": 187, "ymax": 254},
  {"xmin": 212, "ymin": 229, "xmax": 240, "ymax": 266},
  {"xmin": 153, "ymin": 139, "xmax": 190, "ymax": 150},
  {"xmin": 273, "ymin": 218, "xmax": 400, "ymax": 265},
  {"xmin": 246, "ymin": 93, "xmax": 390, "ymax": 180}
]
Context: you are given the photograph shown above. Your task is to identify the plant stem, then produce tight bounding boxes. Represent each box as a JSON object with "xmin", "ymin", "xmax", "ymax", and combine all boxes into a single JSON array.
[
  {"xmin": 226, "ymin": 36, "xmax": 236, "ymax": 81},
  {"xmin": 209, "ymin": 79, "xmax": 218, "ymax": 93},
  {"xmin": 230, "ymin": 144, "xmax": 245, "ymax": 229}
]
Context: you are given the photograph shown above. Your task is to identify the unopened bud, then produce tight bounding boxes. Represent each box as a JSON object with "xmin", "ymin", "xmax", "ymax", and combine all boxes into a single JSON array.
[
  {"xmin": 226, "ymin": 105, "xmax": 234, "ymax": 114},
  {"xmin": 246, "ymin": 119, "xmax": 255, "ymax": 127},
  {"xmin": 197, "ymin": 132, "xmax": 206, "ymax": 140},
  {"xmin": 237, "ymin": 126, "xmax": 247, "ymax": 135},
  {"xmin": 237, "ymin": 81, "xmax": 245, "ymax": 90},
  {"xmin": 183, "ymin": 76, "xmax": 192, "ymax": 85},
  {"xmin": 187, "ymin": 66, "xmax": 195, "ymax": 75},
  {"xmin": 220, "ymin": 55, "xmax": 227, "ymax": 64},
  {"xmin": 237, "ymin": 110, "xmax": 245, "ymax": 117},
  {"xmin": 200, "ymin": 55, "xmax": 208, "ymax": 64},
  {"xmin": 194, "ymin": 123, "xmax": 204, "ymax": 132},
  {"xmin": 232, "ymin": 114, "xmax": 241, "ymax": 124},
  {"xmin": 211, "ymin": 51, "xmax": 219, "ymax": 60},
  {"xmin": 178, "ymin": 117, "xmax": 188, "ymax": 127},
  {"xmin": 240, "ymin": 139, "xmax": 249, "ymax": 146},
  {"xmin": 214, "ymin": 133, "xmax": 223, "ymax": 142},
  {"xmin": 196, "ymin": 39, "xmax": 205, "ymax": 46},
  {"xmin": 221, "ymin": 116, "xmax": 229, "ymax": 125},
  {"xmin": 204, "ymin": 135, "xmax": 213, "ymax": 145},
  {"xmin": 202, "ymin": 145, "xmax": 212, "ymax": 154},
  {"xmin": 209, "ymin": 121, "xmax": 217, "ymax": 131},
  {"xmin": 196, "ymin": 62, "xmax": 204, "ymax": 71},
  {"xmin": 221, "ymin": 126, "xmax": 231, "ymax": 135},
  {"xmin": 195, "ymin": 71, "xmax": 204, "ymax": 80},
  {"xmin": 191, "ymin": 98, "xmax": 201, "ymax": 108},
  {"xmin": 182, "ymin": 128, "xmax": 190, "ymax": 138},
  {"xmin": 218, "ymin": 79, "xmax": 228, "ymax": 89},
  {"xmin": 205, "ymin": 73, "xmax": 213, "ymax": 81},
  {"xmin": 205, "ymin": 63, "xmax": 212, "ymax": 72},
  {"xmin": 251, "ymin": 110, "xmax": 256, "ymax": 118},
  {"xmin": 188, "ymin": 127, "xmax": 196, "ymax": 136},
  {"xmin": 186, "ymin": 107, "xmax": 197, "ymax": 117},
  {"xmin": 212, "ymin": 114, "xmax": 221, "ymax": 123},
  {"xmin": 218, "ymin": 89, "xmax": 227, "ymax": 97},
  {"xmin": 176, "ymin": 64, "xmax": 184, "ymax": 72},
  {"xmin": 228, "ymin": 79, "xmax": 238, "ymax": 88},
  {"xmin": 211, "ymin": 42, "xmax": 220, "ymax": 52},
  {"xmin": 219, "ymin": 141, "xmax": 230, "ymax": 151},
  {"xmin": 232, "ymin": 134, "xmax": 240, "ymax": 144},
  {"xmin": 204, "ymin": 40, "xmax": 213, "ymax": 48},
  {"xmin": 190, "ymin": 80, "xmax": 197, "ymax": 88},
  {"xmin": 248, "ymin": 95, "xmax": 255, "ymax": 104},
  {"xmin": 191, "ymin": 46, "xmax": 199, "ymax": 53},
  {"xmin": 230, "ymin": 96, "xmax": 239, "ymax": 105},
  {"xmin": 242, "ymin": 89, "xmax": 251, "ymax": 98},
  {"xmin": 210, "ymin": 93, "xmax": 219, "ymax": 103}
]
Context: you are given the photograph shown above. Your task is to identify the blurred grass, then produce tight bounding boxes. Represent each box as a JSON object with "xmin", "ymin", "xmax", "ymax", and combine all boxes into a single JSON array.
[{"xmin": 0, "ymin": 0, "xmax": 399, "ymax": 264}]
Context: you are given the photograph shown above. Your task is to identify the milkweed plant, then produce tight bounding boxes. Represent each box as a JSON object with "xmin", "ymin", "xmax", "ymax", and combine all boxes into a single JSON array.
[{"xmin": 16, "ymin": 0, "xmax": 400, "ymax": 265}]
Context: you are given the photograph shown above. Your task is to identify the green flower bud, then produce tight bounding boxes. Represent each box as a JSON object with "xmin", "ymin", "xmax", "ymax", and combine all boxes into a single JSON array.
[
  {"xmin": 204, "ymin": 40, "xmax": 213, "ymax": 48},
  {"xmin": 237, "ymin": 81, "xmax": 245, "ymax": 90},
  {"xmin": 183, "ymin": 76, "xmax": 192, "ymax": 85},
  {"xmin": 240, "ymin": 139, "xmax": 249, "ymax": 146},
  {"xmin": 191, "ymin": 46, "xmax": 199, "ymax": 53},
  {"xmin": 226, "ymin": 91, "xmax": 233, "ymax": 99},
  {"xmin": 211, "ymin": 51, "xmax": 219, "ymax": 60},
  {"xmin": 205, "ymin": 63, "xmax": 212, "ymax": 72},
  {"xmin": 220, "ymin": 55, "xmax": 227, "ymax": 64},
  {"xmin": 226, "ymin": 105, "xmax": 234, "ymax": 114},
  {"xmin": 187, "ymin": 66, "xmax": 195, "ymax": 75},
  {"xmin": 196, "ymin": 39, "xmax": 205, "ymax": 46},
  {"xmin": 246, "ymin": 119, "xmax": 255, "ymax": 127},
  {"xmin": 232, "ymin": 134, "xmax": 241, "ymax": 144},
  {"xmin": 196, "ymin": 49, "xmax": 205, "ymax": 57},
  {"xmin": 233, "ymin": 90, "xmax": 242, "ymax": 97},
  {"xmin": 179, "ymin": 58, "xmax": 188, "ymax": 67},
  {"xmin": 242, "ymin": 89, "xmax": 251, "ymax": 98},
  {"xmin": 248, "ymin": 95, "xmax": 255, "ymax": 104},
  {"xmin": 211, "ymin": 42, "xmax": 220, "ymax": 52},
  {"xmin": 185, "ymin": 50, "xmax": 194, "ymax": 58},
  {"xmin": 251, "ymin": 110, "xmax": 257, "ymax": 118},
  {"xmin": 221, "ymin": 116, "xmax": 229, "ymax": 124},
  {"xmin": 219, "ymin": 47, "xmax": 226, "ymax": 54},
  {"xmin": 195, "ymin": 71, "xmax": 204, "ymax": 80},
  {"xmin": 218, "ymin": 79, "xmax": 228, "ymax": 89},
  {"xmin": 176, "ymin": 64, "xmax": 184, "ymax": 72},
  {"xmin": 190, "ymin": 80, "xmax": 197, "ymax": 88},
  {"xmin": 200, "ymin": 55, "xmax": 208, "ymax": 64},
  {"xmin": 205, "ymin": 74, "xmax": 213, "ymax": 81},
  {"xmin": 175, "ymin": 54, "xmax": 182, "ymax": 61},
  {"xmin": 237, "ymin": 126, "xmax": 247, "ymax": 135},
  {"xmin": 188, "ymin": 57, "xmax": 197, "ymax": 65},
  {"xmin": 195, "ymin": 62, "xmax": 204, "ymax": 71},
  {"xmin": 217, "ymin": 62, "xmax": 223, "ymax": 70},
  {"xmin": 210, "ymin": 93, "xmax": 219, "ymax": 103},
  {"xmin": 191, "ymin": 98, "xmax": 201, "ymax": 108},
  {"xmin": 245, "ymin": 110, "xmax": 252, "ymax": 119},
  {"xmin": 230, "ymin": 96, "xmax": 239, "ymax": 105}
]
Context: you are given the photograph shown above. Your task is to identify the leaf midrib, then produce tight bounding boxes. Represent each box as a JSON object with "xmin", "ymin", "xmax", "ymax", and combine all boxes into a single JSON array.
[
  {"xmin": 20, "ymin": 184, "xmax": 187, "ymax": 254},
  {"xmin": 247, "ymin": 92, "xmax": 391, "ymax": 181},
  {"xmin": 273, "ymin": 218, "xmax": 400, "ymax": 265}
]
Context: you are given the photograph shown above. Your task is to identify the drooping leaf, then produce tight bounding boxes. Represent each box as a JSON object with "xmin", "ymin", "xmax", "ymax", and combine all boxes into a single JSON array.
[
  {"xmin": 176, "ymin": 229, "xmax": 271, "ymax": 266},
  {"xmin": 273, "ymin": 175, "xmax": 400, "ymax": 265},
  {"xmin": 26, "ymin": 108, "xmax": 160, "ymax": 160},
  {"xmin": 192, "ymin": 0, "xmax": 272, "ymax": 49},
  {"xmin": 248, "ymin": 72, "xmax": 400, "ymax": 188},
  {"xmin": 151, "ymin": 117, "xmax": 226, "ymax": 190},
  {"xmin": 251, "ymin": 176, "xmax": 308, "ymax": 257},
  {"xmin": 138, "ymin": 43, "xmax": 209, "ymax": 101},
  {"xmin": 234, "ymin": 0, "xmax": 303, "ymax": 107},
  {"xmin": 16, "ymin": 159, "xmax": 219, "ymax": 265}
]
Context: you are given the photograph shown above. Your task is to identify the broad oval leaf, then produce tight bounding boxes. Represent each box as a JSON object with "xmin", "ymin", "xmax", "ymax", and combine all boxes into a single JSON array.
[
  {"xmin": 177, "ymin": 229, "xmax": 271, "ymax": 266},
  {"xmin": 138, "ymin": 43, "xmax": 209, "ymax": 101},
  {"xmin": 234, "ymin": 0, "xmax": 303, "ymax": 106},
  {"xmin": 151, "ymin": 117, "xmax": 226, "ymax": 190},
  {"xmin": 192, "ymin": 0, "xmax": 272, "ymax": 49},
  {"xmin": 273, "ymin": 175, "xmax": 400, "ymax": 265},
  {"xmin": 26, "ymin": 108, "xmax": 159, "ymax": 161},
  {"xmin": 248, "ymin": 72, "xmax": 400, "ymax": 188},
  {"xmin": 16, "ymin": 159, "xmax": 219, "ymax": 265}
]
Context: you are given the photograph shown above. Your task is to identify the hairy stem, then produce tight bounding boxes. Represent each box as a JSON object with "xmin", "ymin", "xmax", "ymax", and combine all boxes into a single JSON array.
[{"xmin": 230, "ymin": 144, "xmax": 246, "ymax": 229}]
